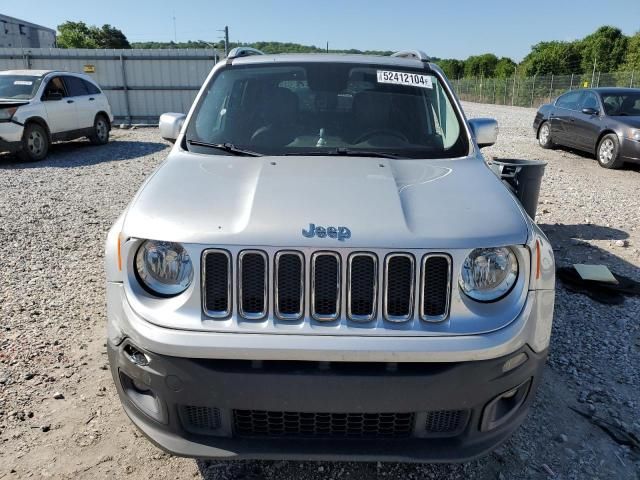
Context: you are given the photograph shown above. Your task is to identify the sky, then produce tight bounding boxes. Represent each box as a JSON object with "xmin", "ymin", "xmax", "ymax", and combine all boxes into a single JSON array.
[{"xmin": 4, "ymin": 0, "xmax": 640, "ymax": 61}]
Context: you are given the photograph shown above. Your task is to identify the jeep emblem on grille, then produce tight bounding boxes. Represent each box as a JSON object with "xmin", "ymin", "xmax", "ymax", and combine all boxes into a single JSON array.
[{"xmin": 302, "ymin": 223, "xmax": 351, "ymax": 241}]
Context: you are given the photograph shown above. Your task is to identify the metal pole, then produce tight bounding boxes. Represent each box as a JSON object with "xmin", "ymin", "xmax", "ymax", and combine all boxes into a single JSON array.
[
  {"xmin": 590, "ymin": 55, "xmax": 597, "ymax": 87},
  {"xmin": 511, "ymin": 73, "xmax": 516, "ymax": 106},
  {"xmin": 596, "ymin": 71, "xmax": 600, "ymax": 88},
  {"xmin": 119, "ymin": 54, "xmax": 132, "ymax": 125},
  {"xmin": 548, "ymin": 75, "xmax": 554, "ymax": 103},
  {"xmin": 492, "ymin": 79, "xmax": 496, "ymax": 104},
  {"xmin": 530, "ymin": 74, "xmax": 536, "ymax": 107},
  {"xmin": 503, "ymin": 78, "xmax": 507, "ymax": 105},
  {"xmin": 569, "ymin": 73, "xmax": 574, "ymax": 90},
  {"xmin": 224, "ymin": 26, "xmax": 229, "ymax": 56},
  {"xmin": 631, "ymin": 70, "xmax": 635, "ymax": 88}
]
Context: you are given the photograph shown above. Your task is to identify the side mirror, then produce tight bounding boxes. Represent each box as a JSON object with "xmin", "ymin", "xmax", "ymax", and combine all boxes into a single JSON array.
[
  {"xmin": 581, "ymin": 107, "xmax": 598, "ymax": 116},
  {"xmin": 469, "ymin": 117, "xmax": 498, "ymax": 148},
  {"xmin": 159, "ymin": 112, "xmax": 186, "ymax": 143},
  {"xmin": 44, "ymin": 92, "xmax": 63, "ymax": 101}
]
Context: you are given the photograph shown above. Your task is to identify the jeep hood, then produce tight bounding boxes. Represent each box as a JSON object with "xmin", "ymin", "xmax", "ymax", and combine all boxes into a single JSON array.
[{"xmin": 122, "ymin": 151, "xmax": 529, "ymax": 249}]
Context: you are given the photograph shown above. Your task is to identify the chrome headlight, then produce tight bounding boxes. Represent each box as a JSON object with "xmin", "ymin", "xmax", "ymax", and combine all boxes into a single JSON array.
[
  {"xmin": 0, "ymin": 107, "xmax": 17, "ymax": 122},
  {"xmin": 631, "ymin": 129, "xmax": 640, "ymax": 142},
  {"xmin": 459, "ymin": 247, "xmax": 518, "ymax": 302},
  {"xmin": 135, "ymin": 240, "xmax": 193, "ymax": 297}
]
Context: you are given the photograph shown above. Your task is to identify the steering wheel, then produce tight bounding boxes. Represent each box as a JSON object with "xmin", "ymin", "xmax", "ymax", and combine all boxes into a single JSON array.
[{"xmin": 353, "ymin": 129, "xmax": 409, "ymax": 145}]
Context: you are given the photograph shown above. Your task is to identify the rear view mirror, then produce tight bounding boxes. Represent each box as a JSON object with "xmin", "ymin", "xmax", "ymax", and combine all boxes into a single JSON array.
[
  {"xmin": 159, "ymin": 113, "xmax": 186, "ymax": 143},
  {"xmin": 468, "ymin": 118, "xmax": 498, "ymax": 148},
  {"xmin": 44, "ymin": 92, "xmax": 63, "ymax": 101},
  {"xmin": 581, "ymin": 107, "xmax": 598, "ymax": 116}
]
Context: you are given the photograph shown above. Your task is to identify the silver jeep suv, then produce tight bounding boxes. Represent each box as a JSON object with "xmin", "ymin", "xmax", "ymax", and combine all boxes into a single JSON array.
[{"xmin": 105, "ymin": 48, "xmax": 555, "ymax": 462}]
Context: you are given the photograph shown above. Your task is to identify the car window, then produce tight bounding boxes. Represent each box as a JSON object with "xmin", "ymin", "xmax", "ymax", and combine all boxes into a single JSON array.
[
  {"xmin": 187, "ymin": 63, "xmax": 467, "ymax": 159},
  {"xmin": 43, "ymin": 77, "xmax": 67, "ymax": 98},
  {"xmin": 555, "ymin": 91, "xmax": 582, "ymax": 110},
  {"xmin": 579, "ymin": 92, "xmax": 599, "ymax": 111},
  {"xmin": 64, "ymin": 76, "xmax": 89, "ymax": 96},
  {"xmin": 601, "ymin": 92, "xmax": 640, "ymax": 116},
  {"xmin": 0, "ymin": 75, "xmax": 42, "ymax": 99},
  {"xmin": 82, "ymin": 79, "xmax": 101, "ymax": 95}
]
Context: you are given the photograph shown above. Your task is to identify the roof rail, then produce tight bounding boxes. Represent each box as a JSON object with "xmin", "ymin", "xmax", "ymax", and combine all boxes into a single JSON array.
[
  {"xmin": 226, "ymin": 47, "xmax": 265, "ymax": 60},
  {"xmin": 391, "ymin": 50, "xmax": 431, "ymax": 63}
]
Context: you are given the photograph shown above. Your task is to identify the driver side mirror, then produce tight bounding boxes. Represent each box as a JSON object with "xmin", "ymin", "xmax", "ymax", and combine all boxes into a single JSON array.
[
  {"xmin": 44, "ymin": 92, "xmax": 63, "ymax": 101},
  {"xmin": 159, "ymin": 112, "xmax": 186, "ymax": 143},
  {"xmin": 581, "ymin": 107, "xmax": 599, "ymax": 116},
  {"xmin": 468, "ymin": 118, "xmax": 498, "ymax": 148}
]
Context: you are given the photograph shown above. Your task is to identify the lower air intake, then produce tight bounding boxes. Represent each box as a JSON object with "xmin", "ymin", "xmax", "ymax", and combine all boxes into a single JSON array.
[
  {"xmin": 424, "ymin": 409, "xmax": 468, "ymax": 436},
  {"xmin": 179, "ymin": 406, "xmax": 222, "ymax": 435},
  {"xmin": 234, "ymin": 409, "xmax": 415, "ymax": 439}
]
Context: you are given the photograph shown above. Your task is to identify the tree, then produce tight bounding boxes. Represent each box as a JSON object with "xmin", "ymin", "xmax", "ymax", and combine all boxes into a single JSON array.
[
  {"xmin": 494, "ymin": 57, "xmax": 516, "ymax": 78},
  {"xmin": 579, "ymin": 26, "xmax": 627, "ymax": 73},
  {"xmin": 57, "ymin": 21, "xmax": 130, "ymax": 49},
  {"xmin": 519, "ymin": 41, "xmax": 581, "ymax": 76},
  {"xmin": 463, "ymin": 54, "xmax": 499, "ymax": 78},
  {"xmin": 620, "ymin": 31, "xmax": 640, "ymax": 72},
  {"xmin": 436, "ymin": 59, "xmax": 465, "ymax": 79}
]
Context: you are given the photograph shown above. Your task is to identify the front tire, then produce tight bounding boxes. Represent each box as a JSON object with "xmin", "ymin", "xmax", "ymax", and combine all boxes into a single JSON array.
[
  {"xmin": 17, "ymin": 123, "xmax": 49, "ymax": 162},
  {"xmin": 597, "ymin": 134, "xmax": 623, "ymax": 169},
  {"xmin": 538, "ymin": 122, "xmax": 553, "ymax": 149},
  {"xmin": 89, "ymin": 114, "xmax": 110, "ymax": 145}
]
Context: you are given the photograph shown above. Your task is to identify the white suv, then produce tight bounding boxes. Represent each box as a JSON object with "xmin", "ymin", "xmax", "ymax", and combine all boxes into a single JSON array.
[{"xmin": 0, "ymin": 70, "xmax": 113, "ymax": 161}]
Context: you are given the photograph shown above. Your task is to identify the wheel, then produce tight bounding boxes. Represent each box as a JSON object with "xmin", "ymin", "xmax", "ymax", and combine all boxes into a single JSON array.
[
  {"xmin": 597, "ymin": 134, "xmax": 623, "ymax": 169},
  {"xmin": 17, "ymin": 123, "xmax": 49, "ymax": 161},
  {"xmin": 538, "ymin": 122, "xmax": 553, "ymax": 149},
  {"xmin": 89, "ymin": 114, "xmax": 110, "ymax": 145}
]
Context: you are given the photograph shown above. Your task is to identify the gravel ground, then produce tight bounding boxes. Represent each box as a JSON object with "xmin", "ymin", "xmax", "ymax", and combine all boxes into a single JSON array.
[{"xmin": 1, "ymin": 103, "xmax": 639, "ymax": 479}]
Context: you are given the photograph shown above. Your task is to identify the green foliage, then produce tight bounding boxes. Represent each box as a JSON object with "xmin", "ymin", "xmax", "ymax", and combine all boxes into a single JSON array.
[
  {"xmin": 436, "ymin": 59, "xmax": 465, "ymax": 79},
  {"xmin": 463, "ymin": 54, "xmax": 498, "ymax": 77},
  {"xmin": 519, "ymin": 41, "xmax": 582, "ymax": 76},
  {"xmin": 620, "ymin": 31, "xmax": 640, "ymax": 72},
  {"xmin": 579, "ymin": 26, "xmax": 627, "ymax": 73},
  {"xmin": 494, "ymin": 57, "xmax": 516, "ymax": 78},
  {"xmin": 57, "ymin": 21, "xmax": 130, "ymax": 49}
]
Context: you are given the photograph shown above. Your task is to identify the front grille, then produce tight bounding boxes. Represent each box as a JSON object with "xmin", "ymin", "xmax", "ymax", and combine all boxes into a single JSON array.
[
  {"xmin": 202, "ymin": 250, "xmax": 231, "ymax": 318},
  {"xmin": 238, "ymin": 250, "xmax": 268, "ymax": 319},
  {"xmin": 202, "ymin": 249, "xmax": 451, "ymax": 327},
  {"xmin": 311, "ymin": 253, "xmax": 341, "ymax": 321},
  {"xmin": 275, "ymin": 251, "xmax": 304, "ymax": 320},
  {"xmin": 179, "ymin": 406, "xmax": 222, "ymax": 435},
  {"xmin": 348, "ymin": 253, "xmax": 377, "ymax": 321},
  {"xmin": 420, "ymin": 255, "xmax": 452, "ymax": 321},
  {"xmin": 234, "ymin": 409, "xmax": 415, "ymax": 438},
  {"xmin": 384, "ymin": 254, "xmax": 415, "ymax": 321},
  {"xmin": 424, "ymin": 409, "xmax": 468, "ymax": 435}
]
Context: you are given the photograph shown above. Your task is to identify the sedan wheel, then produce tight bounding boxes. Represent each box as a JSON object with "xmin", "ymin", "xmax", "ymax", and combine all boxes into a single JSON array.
[
  {"xmin": 597, "ymin": 134, "xmax": 623, "ymax": 169},
  {"xmin": 538, "ymin": 122, "xmax": 553, "ymax": 149}
]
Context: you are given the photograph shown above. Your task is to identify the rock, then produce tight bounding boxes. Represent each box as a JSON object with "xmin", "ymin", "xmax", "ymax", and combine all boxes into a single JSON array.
[
  {"xmin": 557, "ymin": 433, "xmax": 569, "ymax": 443},
  {"xmin": 24, "ymin": 373, "xmax": 35, "ymax": 380},
  {"xmin": 53, "ymin": 392, "xmax": 64, "ymax": 400},
  {"xmin": 615, "ymin": 239, "xmax": 628, "ymax": 247},
  {"xmin": 40, "ymin": 424, "xmax": 50, "ymax": 432}
]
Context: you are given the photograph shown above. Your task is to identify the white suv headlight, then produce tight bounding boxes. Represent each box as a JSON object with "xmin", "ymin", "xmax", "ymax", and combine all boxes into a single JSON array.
[
  {"xmin": 135, "ymin": 240, "xmax": 193, "ymax": 297},
  {"xmin": 459, "ymin": 247, "xmax": 518, "ymax": 302}
]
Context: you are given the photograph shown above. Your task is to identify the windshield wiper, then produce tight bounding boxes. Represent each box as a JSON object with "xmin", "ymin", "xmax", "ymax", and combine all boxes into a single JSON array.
[
  {"xmin": 187, "ymin": 140, "xmax": 263, "ymax": 157},
  {"xmin": 287, "ymin": 148, "xmax": 402, "ymax": 159}
]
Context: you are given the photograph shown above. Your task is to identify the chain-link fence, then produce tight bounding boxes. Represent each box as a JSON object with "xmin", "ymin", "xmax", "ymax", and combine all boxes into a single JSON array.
[{"xmin": 453, "ymin": 71, "xmax": 637, "ymax": 108}]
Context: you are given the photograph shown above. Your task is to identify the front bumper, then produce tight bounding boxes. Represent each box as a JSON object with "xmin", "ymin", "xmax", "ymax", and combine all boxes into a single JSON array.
[
  {"xmin": 0, "ymin": 121, "xmax": 24, "ymax": 152},
  {"xmin": 619, "ymin": 136, "xmax": 640, "ymax": 163},
  {"xmin": 108, "ymin": 339, "xmax": 546, "ymax": 462}
]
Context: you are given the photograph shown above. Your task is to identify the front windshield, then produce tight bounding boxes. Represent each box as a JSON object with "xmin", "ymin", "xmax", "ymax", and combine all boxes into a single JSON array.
[
  {"xmin": 0, "ymin": 75, "xmax": 42, "ymax": 100},
  {"xmin": 186, "ymin": 62, "xmax": 468, "ymax": 158},
  {"xmin": 601, "ymin": 92, "xmax": 640, "ymax": 117}
]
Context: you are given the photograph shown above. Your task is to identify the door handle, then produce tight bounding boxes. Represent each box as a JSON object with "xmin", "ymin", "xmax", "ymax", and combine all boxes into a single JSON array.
[
  {"xmin": 89, "ymin": 97, "xmax": 95, "ymax": 101},
  {"xmin": 67, "ymin": 99, "xmax": 74, "ymax": 104}
]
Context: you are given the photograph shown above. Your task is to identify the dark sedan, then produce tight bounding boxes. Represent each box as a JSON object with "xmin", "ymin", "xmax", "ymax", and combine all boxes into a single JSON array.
[{"xmin": 533, "ymin": 88, "xmax": 640, "ymax": 169}]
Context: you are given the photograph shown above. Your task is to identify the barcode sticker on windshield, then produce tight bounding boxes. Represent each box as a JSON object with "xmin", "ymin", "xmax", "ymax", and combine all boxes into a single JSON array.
[
  {"xmin": 14, "ymin": 80, "xmax": 33, "ymax": 85},
  {"xmin": 377, "ymin": 70, "xmax": 433, "ymax": 89}
]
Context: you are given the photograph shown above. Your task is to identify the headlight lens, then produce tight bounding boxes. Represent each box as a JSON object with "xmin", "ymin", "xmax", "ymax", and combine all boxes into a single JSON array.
[
  {"xmin": 459, "ymin": 247, "xmax": 518, "ymax": 302},
  {"xmin": 135, "ymin": 240, "xmax": 193, "ymax": 296},
  {"xmin": 631, "ymin": 129, "xmax": 640, "ymax": 142},
  {"xmin": 0, "ymin": 107, "xmax": 17, "ymax": 122}
]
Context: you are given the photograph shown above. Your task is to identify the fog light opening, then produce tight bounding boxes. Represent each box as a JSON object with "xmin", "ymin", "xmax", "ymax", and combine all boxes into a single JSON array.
[
  {"xmin": 480, "ymin": 378, "xmax": 532, "ymax": 432},
  {"xmin": 123, "ymin": 343, "xmax": 149, "ymax": 367},
  {"xmin": 118, "ymin": 371, "xmax": 166, "ymax": 423},
  {"xmin": 502, "ymin": 352, "xmax": 528, "ymax": 373}
]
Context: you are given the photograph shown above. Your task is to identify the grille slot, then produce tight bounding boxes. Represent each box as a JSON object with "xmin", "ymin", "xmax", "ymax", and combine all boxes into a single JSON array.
[
  {"xmin": 424, "ymin": 409, "xmax": 468, "ymax": 436},
  {"xmin": 275, "ymin": 251, "xmax": 304, "ymax": 320},
  {"xmin": 234, "ymin": 409, "xmax": 414, "ymax": 439},
  {"xmin": 420, "ymin": 254, "xmax": 452, "ymax": 322},
  {"xmin": 179, "ymin": 406, "xmax": 222, "ymax": 435},
  {"xmin": 348, "ymin": 253, "xmax": 378, "ymax": 321},
  {"xmin": 202, "ymin": 249, "xmax": 232, "ymax": 318},
  {"xmin": 238, "ymin": 250, "xmax": 268, "ymax": 319},
  {"xmin": 384, "ymin": 254, "xmax": 415, "ymax": 322},
  {"xmin": 311, "ymin": 252, "xmax": 341, "ymax": 321}
]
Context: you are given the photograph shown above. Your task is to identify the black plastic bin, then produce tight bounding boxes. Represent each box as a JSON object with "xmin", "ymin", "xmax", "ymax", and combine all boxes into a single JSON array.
[{"xmin": 488, "ymin": 159, "xmax": 547, "ymax": 218}]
